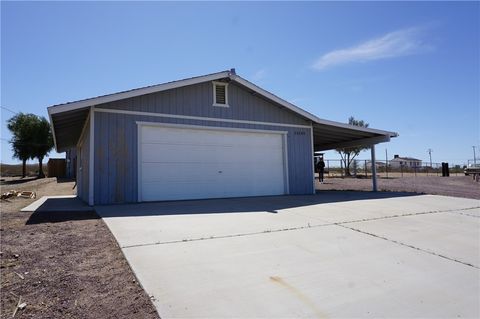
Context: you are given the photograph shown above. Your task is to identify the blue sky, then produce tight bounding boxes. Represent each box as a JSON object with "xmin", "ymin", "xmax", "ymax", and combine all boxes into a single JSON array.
[{"xmin": 1, "ymin": 1, "xmax": 479, "ymax": 165}]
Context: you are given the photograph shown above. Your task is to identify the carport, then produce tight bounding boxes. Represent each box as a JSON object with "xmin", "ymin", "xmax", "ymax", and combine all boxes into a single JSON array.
[{"xmin": 312, "ymin": 119, "xmax": 397, "ymax": 191}]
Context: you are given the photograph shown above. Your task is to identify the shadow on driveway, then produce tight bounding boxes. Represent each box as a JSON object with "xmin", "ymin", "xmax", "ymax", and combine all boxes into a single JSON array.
[{"xmin": 97, "ymin": 191, "xmax": 419, "ymax": 218}]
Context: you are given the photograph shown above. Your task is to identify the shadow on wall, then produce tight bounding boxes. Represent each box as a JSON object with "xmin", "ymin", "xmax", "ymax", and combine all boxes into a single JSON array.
[{"xmin": 96, "ymin": 190, "xmax": 420, "ymax": 218}]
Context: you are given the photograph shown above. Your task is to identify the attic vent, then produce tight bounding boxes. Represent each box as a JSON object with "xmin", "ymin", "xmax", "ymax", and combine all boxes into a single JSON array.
[
  {"xmin": 213, "ymin": 82, "xmax": 229, "ymax": 107},
  {"xmin": 216, "ymin": 85, "xmax": 226, "ymax": 104}
]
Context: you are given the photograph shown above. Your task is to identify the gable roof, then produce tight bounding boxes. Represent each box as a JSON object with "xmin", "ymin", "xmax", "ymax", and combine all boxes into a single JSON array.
[{"xmin": 48, "ymin": 69, "xmax": 398, "ymax": 152}]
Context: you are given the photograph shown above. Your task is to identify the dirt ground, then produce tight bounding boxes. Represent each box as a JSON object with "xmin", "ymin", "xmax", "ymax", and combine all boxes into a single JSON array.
[
  {"xmin": 317, "ymin": 175, "xmax": 480, "ymax": 199},
  {"xmin": 0, "ymin": 178, "xmax": 159, "ymax": 319},
  {"xmin": 1, "ymin": 175, "xmax": 478, "ymax": 318}
]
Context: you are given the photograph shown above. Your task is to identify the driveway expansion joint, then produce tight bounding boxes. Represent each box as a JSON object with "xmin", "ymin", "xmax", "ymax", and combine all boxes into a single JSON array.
[
  {"xmin": 121, "ymin": 223, "xmax": 334, "ymax": 249},
  {"xmin": 447, "ymin": 210, "xmax": 480, "ymax": 218},
  {"xmin": 337, "ymin": 224, "xmax": 479, "ymax": 269},
  {"xmin": 338, "ymin": 206, "xmax": 480, "ymax": 225},
  {"xmin": 120, "ymin": 206, "xmax": 480, "ymax": 250}
]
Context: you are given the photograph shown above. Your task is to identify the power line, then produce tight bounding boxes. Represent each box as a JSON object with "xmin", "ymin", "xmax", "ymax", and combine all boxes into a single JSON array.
[{"xmin": 0, "ymin": 106, "xmax": 19, "ymax": 114}]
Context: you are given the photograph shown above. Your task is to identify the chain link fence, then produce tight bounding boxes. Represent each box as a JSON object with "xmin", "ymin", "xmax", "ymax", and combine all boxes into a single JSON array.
[{"xmin": 318, "ymin": 159, "xmax": 465, "ymax": 178}]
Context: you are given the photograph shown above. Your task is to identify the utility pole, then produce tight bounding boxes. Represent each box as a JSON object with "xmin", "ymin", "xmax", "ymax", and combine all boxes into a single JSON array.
[
  {"xmin": 428, "ymin": 149, "xmax": 433, "ymax": 168},
  {"xmin": 385, "ymin": 148, "xmax": 388, "ymax": 179},
  {"xmin": 473, "ymin": 146, "xmax": 477, "ymax": 166}
]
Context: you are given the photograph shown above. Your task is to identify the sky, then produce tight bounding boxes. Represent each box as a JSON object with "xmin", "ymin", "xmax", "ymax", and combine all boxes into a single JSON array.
[{"xmin": 1, "ymin": 1, "xmax": 479, "ymax": 166}]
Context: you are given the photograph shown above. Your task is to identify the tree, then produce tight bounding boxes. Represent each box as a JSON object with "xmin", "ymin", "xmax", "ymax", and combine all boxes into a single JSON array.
[
  {"xmin": 336, "ymin": 116, "xmax": 370, "ymax": 176},
  {"xmin": 31, "ymin": 116, "xmax": 54, "ymax": 178},
  {"xmin": 7, "ymin": 113, "xmax": 54, "ymax": 178},
  {"xmin": 7, "ymin": 113, "xmax": 37, "ymax": 178}
]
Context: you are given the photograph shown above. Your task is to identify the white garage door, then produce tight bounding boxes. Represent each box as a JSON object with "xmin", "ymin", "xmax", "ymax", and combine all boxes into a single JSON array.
[{"xmin": 139, "ymin": 124, "xmax": 287, "ymax": 202}]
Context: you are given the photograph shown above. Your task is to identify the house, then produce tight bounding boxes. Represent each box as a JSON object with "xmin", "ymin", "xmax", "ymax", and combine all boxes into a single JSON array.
[
  {"xmin": 48, "ymin": 69, "xmax": 397, "ymax": 205},
  {"xmin": 390, "ymin": 155, "xmax": 422, "ymax": 169}
]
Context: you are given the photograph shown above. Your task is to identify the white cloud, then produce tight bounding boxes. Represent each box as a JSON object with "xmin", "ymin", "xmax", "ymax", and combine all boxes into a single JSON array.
[
  {"xmin": 252, "ymin": 68, "xmax": 267, "ymax": 81},
  {"xmin": 312, "ymin": 27, "xmax": 433, "ymax": 71}
]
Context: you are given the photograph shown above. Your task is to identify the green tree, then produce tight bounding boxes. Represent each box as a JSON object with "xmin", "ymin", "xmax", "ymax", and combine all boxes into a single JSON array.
[
  {"xmin": 7, "ymin": 113, "xmax": 54, "ymax": 178},
  {"xmin": 31, "ymin": 116, "xmax": 54, "ymax": 178},
  {"xmin": 7, "ymin": 113, "xmax": 37, "ymax": 178},
  {"xmin": 336, "ymin": 116, "xmax": 370, "ymax": 176}
]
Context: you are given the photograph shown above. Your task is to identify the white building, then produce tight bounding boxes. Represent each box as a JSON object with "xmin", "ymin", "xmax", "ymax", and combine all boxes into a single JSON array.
[{"xmin": 390, "ymin": 155, "xmax": 422, "ymax": 169}]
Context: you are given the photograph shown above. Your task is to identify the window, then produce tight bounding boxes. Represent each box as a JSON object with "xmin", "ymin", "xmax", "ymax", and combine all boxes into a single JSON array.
[{"xmin": 213, "ymin": 82, "xmax": 229, "ymax": 107}]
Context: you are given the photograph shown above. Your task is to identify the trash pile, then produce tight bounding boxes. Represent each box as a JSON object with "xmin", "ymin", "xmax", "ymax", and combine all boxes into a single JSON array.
[{"xmin": 1, "ymin": 190, "xmax": 36, "ymax": 201}]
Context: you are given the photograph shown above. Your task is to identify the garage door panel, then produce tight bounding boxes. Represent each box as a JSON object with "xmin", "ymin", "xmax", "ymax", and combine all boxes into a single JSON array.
[
  {"xmin": 142, "ymin": 162, "xmax": 284, "ymax": 184},
  {"xmin": 142, "ymin": 162, "xmax": 221, "ymax": 182},
  {"xmin": 142, "ymin": 154, "xmax": 284, "ymax": 167},
  {"xmin": 142, "ymin": 144, "xmax": 232, "ymax": 163},
  {"xmin": 142, "ymin": 126, "xmax": 281, "ymax": 147},
  {"xmin": 143, "ymin": 179, "xmax": 284, "ymax": 201},
  {"xmin": 142, "ymin": 143, "xmax": 283, "ymax": 164},
  {"xmin": 144, "ymin": 136, "xmax": 281, "ymax": 155},
  {"xmin": 142, "ymin": 181, "xmax": 225, "ymax": 201},
  {"xmin": 140, "ymin": 125, "xmax": 286, "ymax": 202}
]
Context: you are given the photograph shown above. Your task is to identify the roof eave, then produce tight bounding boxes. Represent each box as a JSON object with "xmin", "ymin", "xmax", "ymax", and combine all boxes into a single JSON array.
[
  {"xmin": 47, "ymin": 69, "xmax": 398, "ymax": 151},
  {"xmin": 48, "ymin": 70, "xmax": 232, "ymax": 115}
]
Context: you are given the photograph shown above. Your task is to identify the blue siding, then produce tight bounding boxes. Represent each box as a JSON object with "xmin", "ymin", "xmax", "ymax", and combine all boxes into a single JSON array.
[
  {"xmin": 93, "ymin": 82, "xmax": 314, "ymax": 204},
  {"xmin": 100, "ymin": 82, "xmax": 310, "ymax": 126}
]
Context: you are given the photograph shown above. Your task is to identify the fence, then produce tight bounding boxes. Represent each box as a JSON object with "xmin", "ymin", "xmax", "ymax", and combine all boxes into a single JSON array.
[
  {"xmin": 47, "ymin": 159, "xmax": 66, "ymax": 178},
  {"xmin": 318, "ymin": 159, "xmax": 465, "ymax": 178}
]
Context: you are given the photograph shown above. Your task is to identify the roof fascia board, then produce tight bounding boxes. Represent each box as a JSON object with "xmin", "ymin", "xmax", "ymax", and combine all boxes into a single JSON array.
[
  {"xmin": 315, "ymin": 135, "xmax": 390, "ymax": 151},
  {"xmin": 47, "ymin": 71, "xmax": 231, "ymax": 115},
  {"xmin": 314, "ymin": 121, "xmax": 397, "ymax": 137}
]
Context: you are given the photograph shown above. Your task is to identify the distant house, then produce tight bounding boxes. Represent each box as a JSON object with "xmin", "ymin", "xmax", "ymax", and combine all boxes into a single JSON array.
[{"xmin": 390, "ymin": 155, "xmax": 422, "ymax": 169}]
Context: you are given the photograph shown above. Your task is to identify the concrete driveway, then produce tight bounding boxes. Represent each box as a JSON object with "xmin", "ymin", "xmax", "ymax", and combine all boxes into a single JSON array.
[{"xmin": 96, "ymin": 192, "xmax": 480, "ymax": 318}]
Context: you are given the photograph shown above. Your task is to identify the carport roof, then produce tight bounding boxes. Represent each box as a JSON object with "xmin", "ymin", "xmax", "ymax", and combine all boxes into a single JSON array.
[{"xmin": 48, "ymin": 69, "xmax": 398, "ymax": 152}]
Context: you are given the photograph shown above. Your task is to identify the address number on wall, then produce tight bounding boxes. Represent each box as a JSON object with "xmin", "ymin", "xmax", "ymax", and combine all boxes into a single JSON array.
[{"xmin": 294, "ymin": 131, "xmax": 306, "ymax": 135}]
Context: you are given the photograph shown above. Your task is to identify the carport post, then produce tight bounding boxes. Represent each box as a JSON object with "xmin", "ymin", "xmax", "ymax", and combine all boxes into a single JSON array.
[{"xmin": 371, "ymin": 144, "xmax": 378, "ymax": 192}]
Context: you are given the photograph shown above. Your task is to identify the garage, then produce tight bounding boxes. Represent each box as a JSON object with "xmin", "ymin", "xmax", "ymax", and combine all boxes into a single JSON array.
[
  {"xmin": 48, "ymin": 69, "xmax": 397, "ymax": 205},
  {"xmin": 139, "ymin": 124, "xmax": 287, "ymax": 201}
]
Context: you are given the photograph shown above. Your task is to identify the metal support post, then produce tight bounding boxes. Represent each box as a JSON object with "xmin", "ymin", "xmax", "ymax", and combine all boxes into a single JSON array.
[{"xmin": 371, "ymin": 145, "xmax": 377, "ymax": 192}]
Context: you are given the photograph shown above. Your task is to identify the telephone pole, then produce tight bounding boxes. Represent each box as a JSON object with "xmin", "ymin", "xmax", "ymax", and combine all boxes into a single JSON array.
[
  {"xmin": 385, "ymin": 148, "xmax": 388, "ymax": 179},
  {"xmin": 473, "ymin": 146, "xmax": 477, "ymax": 166},
  {"xmin": 427, "ymin": 149, "xmax": 433, "ymax": 168}
]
